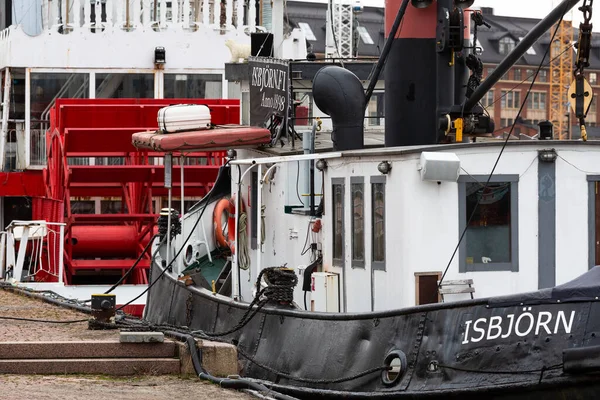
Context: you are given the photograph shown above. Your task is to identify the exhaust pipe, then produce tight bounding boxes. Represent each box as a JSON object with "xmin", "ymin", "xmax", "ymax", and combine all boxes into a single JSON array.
[{"xmin": 313, "ymin": 66, "xmax": 365, "ymax": 151}]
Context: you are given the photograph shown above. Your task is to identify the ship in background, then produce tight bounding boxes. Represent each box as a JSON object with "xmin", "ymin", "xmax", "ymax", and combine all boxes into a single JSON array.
[{"xmin": 0, "ymin": 0, "xmax": 307, "ymax": 314}]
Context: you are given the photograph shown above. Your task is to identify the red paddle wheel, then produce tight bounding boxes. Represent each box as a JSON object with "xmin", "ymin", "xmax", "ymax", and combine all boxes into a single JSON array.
[{"xmin": 37, "ymin": 98, "xmax": 239, "ymax": 285}]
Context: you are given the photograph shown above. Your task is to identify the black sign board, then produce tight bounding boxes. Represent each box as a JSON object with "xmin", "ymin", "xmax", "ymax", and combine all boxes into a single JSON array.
[{"xmin": 249, "ymin": 57, "xmax": 289, "ymax": 127}]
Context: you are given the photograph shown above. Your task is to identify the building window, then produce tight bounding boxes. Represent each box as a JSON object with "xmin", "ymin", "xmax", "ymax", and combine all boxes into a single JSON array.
[
  {"xmin": 486, "ymin": 67, "xmax": 495, "ymax": 78},
  {"xmin": 482, "ymin": 90, "xmax": 494, "ymax": 109},
  {"xmin": 459, "ymin": 175, "xmax": 519, "ymax": 272},
  {"xmin": 527, "ymin": 92, "xmax": 547, "ymax": 110},
  {"xmin": 513, "ymin": 68, "xmax": 521, "ymax": 81},
  {"xmin": 526, "ymin": 69, "xmax": 534, "ymax": 82},
  {"xmin": 590, "ymin": 72, "xmax": 598, "ymax": 85},
  {"xmin": 590, "ymin": 94, "xmax": 597, "ymax": 114},
  {"xmin": 538, "ymin": 70, "xmax": 548, "ymax": 83},
  {"xmin": 501, "ymin": 90, "xmax": 520, "ymax": 109},
  {"xmin": 499, "ymin": 36, "xmax": 516, "ymax": 55},
  {"xmin": 351, "ymin": 177, "xmax": 365, "ymax": 268},
  {"xmin": 298, "ymin": 22, "xmax": 317, "ymax": 41},
  {"xmin": 500, "ymin": 118, "xmax": 514, "ymax": 128},
  {"xmin": 332, "ymin": 178, "xmax": 345, "ymax": 266},
  {"xmin": 371, "ymin": 176, "xmax": 386, "ymax": 271},
  {"xmin": 357, "ymin": 26, "xmax": 374, "ymax": 45}
]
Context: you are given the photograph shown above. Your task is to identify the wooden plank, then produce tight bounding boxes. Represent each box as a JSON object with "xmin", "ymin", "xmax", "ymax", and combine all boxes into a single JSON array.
[
  {"xmin": 437, "ymin": 279, "xmax": 473, "ymax": 286},
  {"xmin": 439, "ymin": 287, "xmax": 475, "ymax": 295}
]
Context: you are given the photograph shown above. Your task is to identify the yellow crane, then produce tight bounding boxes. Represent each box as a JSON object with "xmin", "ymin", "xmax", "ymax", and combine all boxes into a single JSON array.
[{"xmin": 549, "ymin": 18, "xmax": 574, "ymax": 139}]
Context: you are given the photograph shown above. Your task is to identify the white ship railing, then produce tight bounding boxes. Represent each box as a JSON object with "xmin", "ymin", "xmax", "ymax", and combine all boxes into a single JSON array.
[
  {"xmin": 39, "ymin": 0, "xmax": 253, "ymax": 34},
  {"xmin": 1, "ymin": 221, "xmax": 65, "ymax": 284}
]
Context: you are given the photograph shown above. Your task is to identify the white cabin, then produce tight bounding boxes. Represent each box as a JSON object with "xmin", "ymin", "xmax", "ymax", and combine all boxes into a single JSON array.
[{"xmin": 181, "ymin": 138, "xmax": 600, "ymax": 312}]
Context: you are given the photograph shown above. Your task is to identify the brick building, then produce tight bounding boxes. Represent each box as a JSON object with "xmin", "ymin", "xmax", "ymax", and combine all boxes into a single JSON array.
[{"xmin": 476, "ymin": 7, "xmax": 600, "ymax": 139}]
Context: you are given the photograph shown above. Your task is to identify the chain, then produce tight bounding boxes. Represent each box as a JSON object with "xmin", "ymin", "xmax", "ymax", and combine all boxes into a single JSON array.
[{"xmin": 574, "ymin": 0, "xmax": 594, "ymax": 140}]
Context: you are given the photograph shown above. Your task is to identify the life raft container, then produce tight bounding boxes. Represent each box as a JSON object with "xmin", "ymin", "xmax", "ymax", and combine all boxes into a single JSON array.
[{"xmin": 213, "ymin": 196, "xmax": 245, "ymax": 253}]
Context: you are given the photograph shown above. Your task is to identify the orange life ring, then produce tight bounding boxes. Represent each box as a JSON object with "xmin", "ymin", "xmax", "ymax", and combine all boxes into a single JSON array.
[{"xmin": 213, "ymin": 196, "xmax": 245, "ymax": 253}]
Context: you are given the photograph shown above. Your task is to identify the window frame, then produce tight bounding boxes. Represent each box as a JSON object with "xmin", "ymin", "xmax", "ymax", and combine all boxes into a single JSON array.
[
  {"xmin": 332, "ymin": 178, "xmax": 345, "ymax": 267},
  {"xmin": 458, "ymin": 174, "xmax": 519, "ymax": 272},
  {"xmin": 371, "ymin": 176, "xmax": 386, "ymax": 271},
  {"xmin": 351, "ymin": 177, "xmax": 365, "ymax": 268}
]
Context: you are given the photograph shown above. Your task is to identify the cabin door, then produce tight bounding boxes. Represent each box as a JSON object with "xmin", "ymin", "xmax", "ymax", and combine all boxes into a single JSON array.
[{"xmin": 415, "ymin": 272, "xmax": 441, "ymax": 305}]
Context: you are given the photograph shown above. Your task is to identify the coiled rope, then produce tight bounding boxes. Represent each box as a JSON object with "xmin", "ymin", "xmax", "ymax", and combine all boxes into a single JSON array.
[
  {"xmin": 238, "ymin": 211, "xmax": 250, "ymax": 271},
  {"xmin": 193, "ymin": 267, "xmax": 297, "ymax": 337}
]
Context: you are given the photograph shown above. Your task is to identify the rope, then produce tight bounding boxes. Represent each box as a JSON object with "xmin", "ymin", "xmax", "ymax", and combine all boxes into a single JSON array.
[
  {"xmin": 237, "ymin": 346, "xmax": 389, "ymax": 384},
  {"xmin": 192, "ymin": 267, "xmax": 297, "ymax": 337},
  {"xmin": 261, "ymin": 205, "xmax": 266, "ymax": 246},
  {"xmin": 0, "ymin": 315, "xmax": 88, "ymax": 324},
  {"xmin": 436, "ymin": 363, "xmax": 563, "ymax": 375},
  {"xmin": 238, "ymin": 211, "xmax": 250, "ymax": 271}
]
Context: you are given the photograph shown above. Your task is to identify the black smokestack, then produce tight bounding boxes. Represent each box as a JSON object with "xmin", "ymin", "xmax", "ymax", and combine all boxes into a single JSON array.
[{"xmin": 313, "ymin": 66, "xmax": 365, "ymax": 151}]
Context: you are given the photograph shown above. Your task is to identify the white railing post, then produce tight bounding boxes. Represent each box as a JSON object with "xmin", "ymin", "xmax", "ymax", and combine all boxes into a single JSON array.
[
  {"xmin": 226, "ymin": 0, "xmax": 233, "ymax": 28},
  {"xmin": 133, "ymin": 0, "xmax": 141, "ymax": 29},
  {"xmin": 0, "ymin": 232, "xmax": 6, "ymax": 279},
  {"xmin": 0, "ymin": 69, "xmax": 11, "ymax": 172},
  {"xmin": 116, "ymin": 0, "xmax": 124, "ymax": 29},
  {"xmin": 58, "ymin": 224, "xmax": 65, "ymax": 284},
  {"xmin": 73, "ymin": 0, "xmax": 81, "ymax": 29},
  {"xmin": 142, "ymin": 0, "xmax": 151, "ymax": 27},
  {"xmin": 105, "ymin": 0, "xmax": 114, "ymax": 30},
  {"xmin": 94, "ymin": 0, "xmax": 102, "ymax": 29},
  {"xmin": 84, "ymin": 0, "xmax": 92, "ymax": 27},
  {"xmin": 159, "ymin": 0, "xmax": 167, "ymax": 27},
  {"xmin": 236, "ymin": 0, "xmax": 243, "ymax": 29},
  {"xmin": 183, "ymin": 0, "xmax": 191, "ymax": 28},
  {"xmin": 171, "ymin": 0, "xmax": 179, "ymax": 24},
  {"xmin": 248, "ymin": 0, "xmax": 256, "ymax": 30},
  {"xmin": 203, "ymin": 0, "xmax": 209, "ymax": 25}
]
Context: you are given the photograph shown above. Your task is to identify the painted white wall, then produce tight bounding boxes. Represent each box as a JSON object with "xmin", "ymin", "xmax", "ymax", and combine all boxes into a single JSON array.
[
  {"xmin": 0, "ymin": 24, "xmax": 243, "ymax": 70},
  {"xmin": 209, "ymin": 142, "xmax": 600, "ymax": 313}
]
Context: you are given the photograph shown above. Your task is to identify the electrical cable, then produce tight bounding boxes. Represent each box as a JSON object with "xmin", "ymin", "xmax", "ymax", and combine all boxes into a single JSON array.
[
  {"xmin": 482, "ymin": 43, "xmax": 574, "ymax": 112},
  {"xmin": 438, "ymin": 5, "xmax": 568, "ymax": 291},
  {"xmin": 103, "ymin": 234, "xmax": 163, "ymax": 294},
  {"xmin": 0, "ymin": 315, "xmax": 88, "ymax": 324}
]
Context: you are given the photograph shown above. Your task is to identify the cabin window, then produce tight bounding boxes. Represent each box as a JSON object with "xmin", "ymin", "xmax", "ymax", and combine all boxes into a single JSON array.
[
  {"xmin": 458, "ymin": 175, "xmax": 519, "ymax": 272},
  {"xmin": 371, "ymin": 176, "xmax": 386, "ymax": 271},
  {"xmin": 351, "ymin": 177, "xmax": 365, "ymax": 268},
  {"xmin": 332, "ymin": 178, "xmax": 345, "ymax": 266},
  {"xmin": 95, "ymin": 73, "xmax": 154, "ymax": 98},
  {"xmin": 164, "ymin": 74, "xmax": 223, "ymax": 99}
]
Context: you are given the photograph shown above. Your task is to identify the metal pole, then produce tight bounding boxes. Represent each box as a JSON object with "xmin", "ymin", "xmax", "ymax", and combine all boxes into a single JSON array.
[
  {"xmin": 180, "ymin": 155, "xmax": 184, "ymax": 239},
  {"xmin": 364, "ymin": 0, "xmax": 409, "ymax": 107},
  {"xmin": 465, "ymin": 0, "xmax": 580, "ymax": 111}
]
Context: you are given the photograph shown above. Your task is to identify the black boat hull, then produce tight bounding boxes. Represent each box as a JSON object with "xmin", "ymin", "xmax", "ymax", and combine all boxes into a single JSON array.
[{"xmin": 144, "ymin": 260, "xmax": 600, "ymax": 399}]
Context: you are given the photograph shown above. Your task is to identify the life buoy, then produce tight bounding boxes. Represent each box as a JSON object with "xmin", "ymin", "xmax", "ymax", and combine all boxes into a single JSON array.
[{"xmin": 213, "ymin": 196, "xmax": 245, "ymax": 253}]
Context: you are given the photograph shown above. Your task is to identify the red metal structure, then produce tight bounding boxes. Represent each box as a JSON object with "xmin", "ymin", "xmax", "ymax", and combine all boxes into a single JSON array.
[{"xmin": 36, "ymin": 98, "xmax": 239, "ymax": 285}]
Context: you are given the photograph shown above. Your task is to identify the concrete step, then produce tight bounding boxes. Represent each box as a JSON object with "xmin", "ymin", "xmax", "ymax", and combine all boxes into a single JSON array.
[
  {"xmin": 0, "ymin": 341, "xmax": 178, "ymax": 360},
  {"xmin": 0, "ymin": 358, "xmax": 180, "ymax": 375}
]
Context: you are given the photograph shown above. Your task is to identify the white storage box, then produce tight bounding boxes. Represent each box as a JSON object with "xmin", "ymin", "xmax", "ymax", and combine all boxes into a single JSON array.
[{"xmin": 157, "ymin": 104, "xmax": 211, "ymax": 133}]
